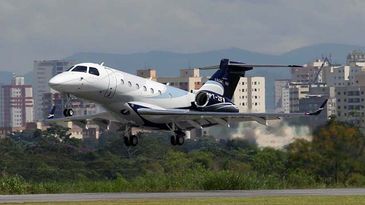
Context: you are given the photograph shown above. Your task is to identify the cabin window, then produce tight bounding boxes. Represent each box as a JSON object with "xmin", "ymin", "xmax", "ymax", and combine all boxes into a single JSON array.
[
  {"xmin": 150, "ymin": 88, "xmax": 154, "ymax": 94},
  {"xmin": 121, "ymin": 79, "xmax": 124, "ymax": 84},
  {"xmin": 158, "ymin": 90, "xmax": 162, "ymax": 95},
  {"xmin": 128, "ymin": 81, "xmax": 132, "ymax": 87},
  {"xmin": 89, "ymin": 67, "xmax": 100, "ymax": 76},
  {"xmin": 136, "ymin": 83, "xmax": 140, "ymax": 89},
  {"xmin": 72, "ymin": 66, "xmax": 87, "ymax": 73},
  {"xmin": 143, "ymin": 86, "xmax": 147, "ymax": 91}
]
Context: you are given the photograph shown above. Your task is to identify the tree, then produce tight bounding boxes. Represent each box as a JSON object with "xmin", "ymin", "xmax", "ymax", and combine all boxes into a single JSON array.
[
  {"xmin": 252, "ymin": 147, "xmax": 287, "ymax": 177},
  {"xmin": 287, "ymin": 119, "xmax": 365, "ymax": 184}
]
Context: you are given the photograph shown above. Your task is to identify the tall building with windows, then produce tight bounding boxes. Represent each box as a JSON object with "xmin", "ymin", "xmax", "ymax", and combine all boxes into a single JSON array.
[
  {"xmin": 335, "ymin": 86, "xmax": 365, "ymax": 124},
  {"xmin": 274, "ymin": 52, "xmax": 365, "ymax": 125},
  {"xmin": 274, "ymin": 79, "xmax": 290, "ymax": 112},
  {"xmin": 1, "ymin": 76, "xmax": 34, "ymax": 128},
  {"xmin": 33, "ymin": 60, "xmax": 73, "ymax": 121},
  {"xmin": 233, "ymin": 77, "xmax": 265, "ymax": 113}
]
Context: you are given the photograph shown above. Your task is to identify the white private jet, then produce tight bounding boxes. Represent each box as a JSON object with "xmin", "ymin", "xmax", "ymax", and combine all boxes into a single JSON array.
[{"xmin": 47, "ymin": 59, "xmax": 327, "ymax": 146}]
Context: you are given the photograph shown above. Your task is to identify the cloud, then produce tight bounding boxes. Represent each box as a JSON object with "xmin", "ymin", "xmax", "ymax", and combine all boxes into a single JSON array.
[{"xmin": 0, "ymin": 0, "xmax": 365, "ymax": 73}]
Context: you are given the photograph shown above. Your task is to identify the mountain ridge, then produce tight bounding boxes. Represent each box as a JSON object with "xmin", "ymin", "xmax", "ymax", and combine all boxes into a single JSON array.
[{"xmin": 2, "ymin": 43, "xmax": 363, "ymax": 110}]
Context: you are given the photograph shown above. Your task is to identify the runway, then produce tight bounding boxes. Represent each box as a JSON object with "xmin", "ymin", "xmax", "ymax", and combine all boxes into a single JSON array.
[{"xmin": 0, "ymin": 189, "xmax": 365, "ymax": 203}]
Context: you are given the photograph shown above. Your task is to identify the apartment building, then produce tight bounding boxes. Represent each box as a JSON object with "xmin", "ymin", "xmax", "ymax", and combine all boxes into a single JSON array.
[
  {"xmin": 1, "ymin": 76, "xmax": 34, "ymax": 128},
  {"xmin": 276, "ymin": 51, "xmax": 365, "ymax": 126},
  {"xmin": 336, "ymin": 86, "xmax": 365, "ymax": 124},
  {"xmin": 287, "ymin": 83, "xmax": 310, "ymax": 113},
  {"xmin": 274, "ymin": 79, "xmax": 290, "ymax": 112},
  {"xmin": 233, "ymin": 77, "xmax": 265, "ymax": 113}
]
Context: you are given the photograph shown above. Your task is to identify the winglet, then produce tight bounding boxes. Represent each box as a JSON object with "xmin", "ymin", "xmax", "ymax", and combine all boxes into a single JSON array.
[
  {"xmin": 305, "ymin": 99, "xmax": 328, "ymax": 116},
  {"xmin": 47, "ymin": 105, "xmax": 56, "ymax": 119}
]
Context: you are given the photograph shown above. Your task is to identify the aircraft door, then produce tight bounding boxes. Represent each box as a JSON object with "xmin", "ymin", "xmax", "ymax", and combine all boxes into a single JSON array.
[{"xmin": 104, "ymin": 68, "xmax": 117, "ymax": 98}]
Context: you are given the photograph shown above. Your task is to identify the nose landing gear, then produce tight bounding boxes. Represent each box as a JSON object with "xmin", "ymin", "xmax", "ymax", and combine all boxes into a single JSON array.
[
  {"xmin": 63, "ymin": 93, "xmax": 74, "ymax": 117},
  {"xmin": 63, "ymin": 108, "xmax": 74, "ymax": 117}
]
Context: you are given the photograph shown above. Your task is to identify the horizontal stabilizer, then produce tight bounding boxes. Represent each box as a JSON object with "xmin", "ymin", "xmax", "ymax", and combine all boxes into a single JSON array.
[
  {"xmin": 305, "ymin": 99, "xmax": 328, "ymax": 116},
  {"xmin": 199, "ymin": 60, "xmax": 302, "ymax": 70}
]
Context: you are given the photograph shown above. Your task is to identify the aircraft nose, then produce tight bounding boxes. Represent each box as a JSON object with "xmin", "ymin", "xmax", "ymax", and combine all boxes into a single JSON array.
[
  {"xmin": 48, "ymin": 75, "xmax": 63, "ymax": 88},
  {"xmin": 48, "ymin": 72, "xmax": 83, "ymax": 93}
]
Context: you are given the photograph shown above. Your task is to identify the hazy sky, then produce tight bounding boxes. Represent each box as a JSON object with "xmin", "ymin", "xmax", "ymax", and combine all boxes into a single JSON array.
[{"xmin": 1, "ymin": 0, "xmax": 365, "ymax": 73}]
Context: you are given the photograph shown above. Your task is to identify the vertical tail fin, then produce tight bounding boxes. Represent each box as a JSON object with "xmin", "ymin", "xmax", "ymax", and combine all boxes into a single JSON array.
[{"xmin": 199, "ymin": 59, "xmax": 252, "ymax": 100}]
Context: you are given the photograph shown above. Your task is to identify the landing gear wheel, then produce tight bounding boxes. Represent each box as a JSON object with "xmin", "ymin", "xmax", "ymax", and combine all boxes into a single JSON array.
[
  {"xmin": 124, "ymin": 135, "xmax": 138, "ymax": 147},
  {"xmin": 124, "ymin": 136, "xmax": 131, "ymax": 147},
  {"xmin": 176, "ymin": 134, "xmax": 185, "ymax": 145},
  {"xmin": 130, "ymin": 135, "xmax": 138, "ymax": 146},
  {"xmin": 67, "ymin": 109, "xmax": 74, "ymax": 117},
  {"xmin": 63, "ymin": 109, "xmax": 74, "ymax": 117},
  {"xmin": 170, "ymin": 135, "xmax": 177, "ymax": 146},
  {"xmin": 63, "ymin": 109, "xmax": 68, "ymax": 117}
]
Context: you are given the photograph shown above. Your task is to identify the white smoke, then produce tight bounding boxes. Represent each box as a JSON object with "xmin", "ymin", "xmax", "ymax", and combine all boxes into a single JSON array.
[{"xmin": 231, "ymin": 120, "xmax": 312, "ymax": 149}]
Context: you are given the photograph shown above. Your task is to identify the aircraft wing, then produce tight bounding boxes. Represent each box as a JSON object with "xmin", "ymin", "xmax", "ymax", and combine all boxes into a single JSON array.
[
  {"xmin": 137, "ymin": 99, "xmax": 328, "ymax": 128},
  {"xmin": 44, "ymin": 112, "xmax": 121, "ymax": 130}
]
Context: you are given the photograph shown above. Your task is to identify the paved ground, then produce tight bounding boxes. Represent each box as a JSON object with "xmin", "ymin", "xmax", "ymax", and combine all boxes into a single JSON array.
[{"xmin": 0, "ymin": 189, "xmax": 365, "ymax": 203}]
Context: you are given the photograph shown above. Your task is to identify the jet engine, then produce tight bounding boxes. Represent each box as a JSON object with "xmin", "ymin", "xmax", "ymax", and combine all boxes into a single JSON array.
[
  {"xmin": 194, "ymin": 91, "xmax": 239, "ymax": 112},
  {"xmin": 195, "ymin": 91, "xmax": 210, "ymax": 107}
]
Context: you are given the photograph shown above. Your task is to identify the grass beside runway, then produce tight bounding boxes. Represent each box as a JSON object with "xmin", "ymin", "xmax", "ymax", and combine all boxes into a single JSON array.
[{"xmin": 3, "ymin": 196, "xmax": 365, "ymax": 205}]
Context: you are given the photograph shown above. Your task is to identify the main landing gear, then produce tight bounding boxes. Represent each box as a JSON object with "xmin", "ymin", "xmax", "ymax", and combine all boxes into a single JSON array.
[
  {"xmin": 170, "ymin": 131, "xmax": 185, "ymax": 146},
  {"xmin": 63, "ymin": 93, "xmax": 74, "ymax": 117},
  {"xmin": 166, "ymin": 123, "xmax": 186, "ymax": 146},
  {"xmin": 123, "ymin": 126, "xmax": 139, "ymax": 147},
  {"xmin": 124, "ymin": 135, "xmax": 138, "ymax": 147}
]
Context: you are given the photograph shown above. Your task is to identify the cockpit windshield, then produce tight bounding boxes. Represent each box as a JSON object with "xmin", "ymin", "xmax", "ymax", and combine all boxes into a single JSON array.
[
  {"xmin": 89, "ymin": 67, "xmax": 100, "ymax": 76},
  {"xmin": 71, "ymin": 66, "xmax": 87, "ymax": 73}
]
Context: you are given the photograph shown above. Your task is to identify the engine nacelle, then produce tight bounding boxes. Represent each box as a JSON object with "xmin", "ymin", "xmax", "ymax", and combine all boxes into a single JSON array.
[{"xmin": 194, "ymin": 91, "xmax": 239, "ymax": 112}]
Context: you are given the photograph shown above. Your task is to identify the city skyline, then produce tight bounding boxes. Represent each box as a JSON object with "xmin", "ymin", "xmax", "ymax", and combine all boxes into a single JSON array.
[{"xmin": 1, "ymin": 0, "xmax": 365, "ymax": 73}]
